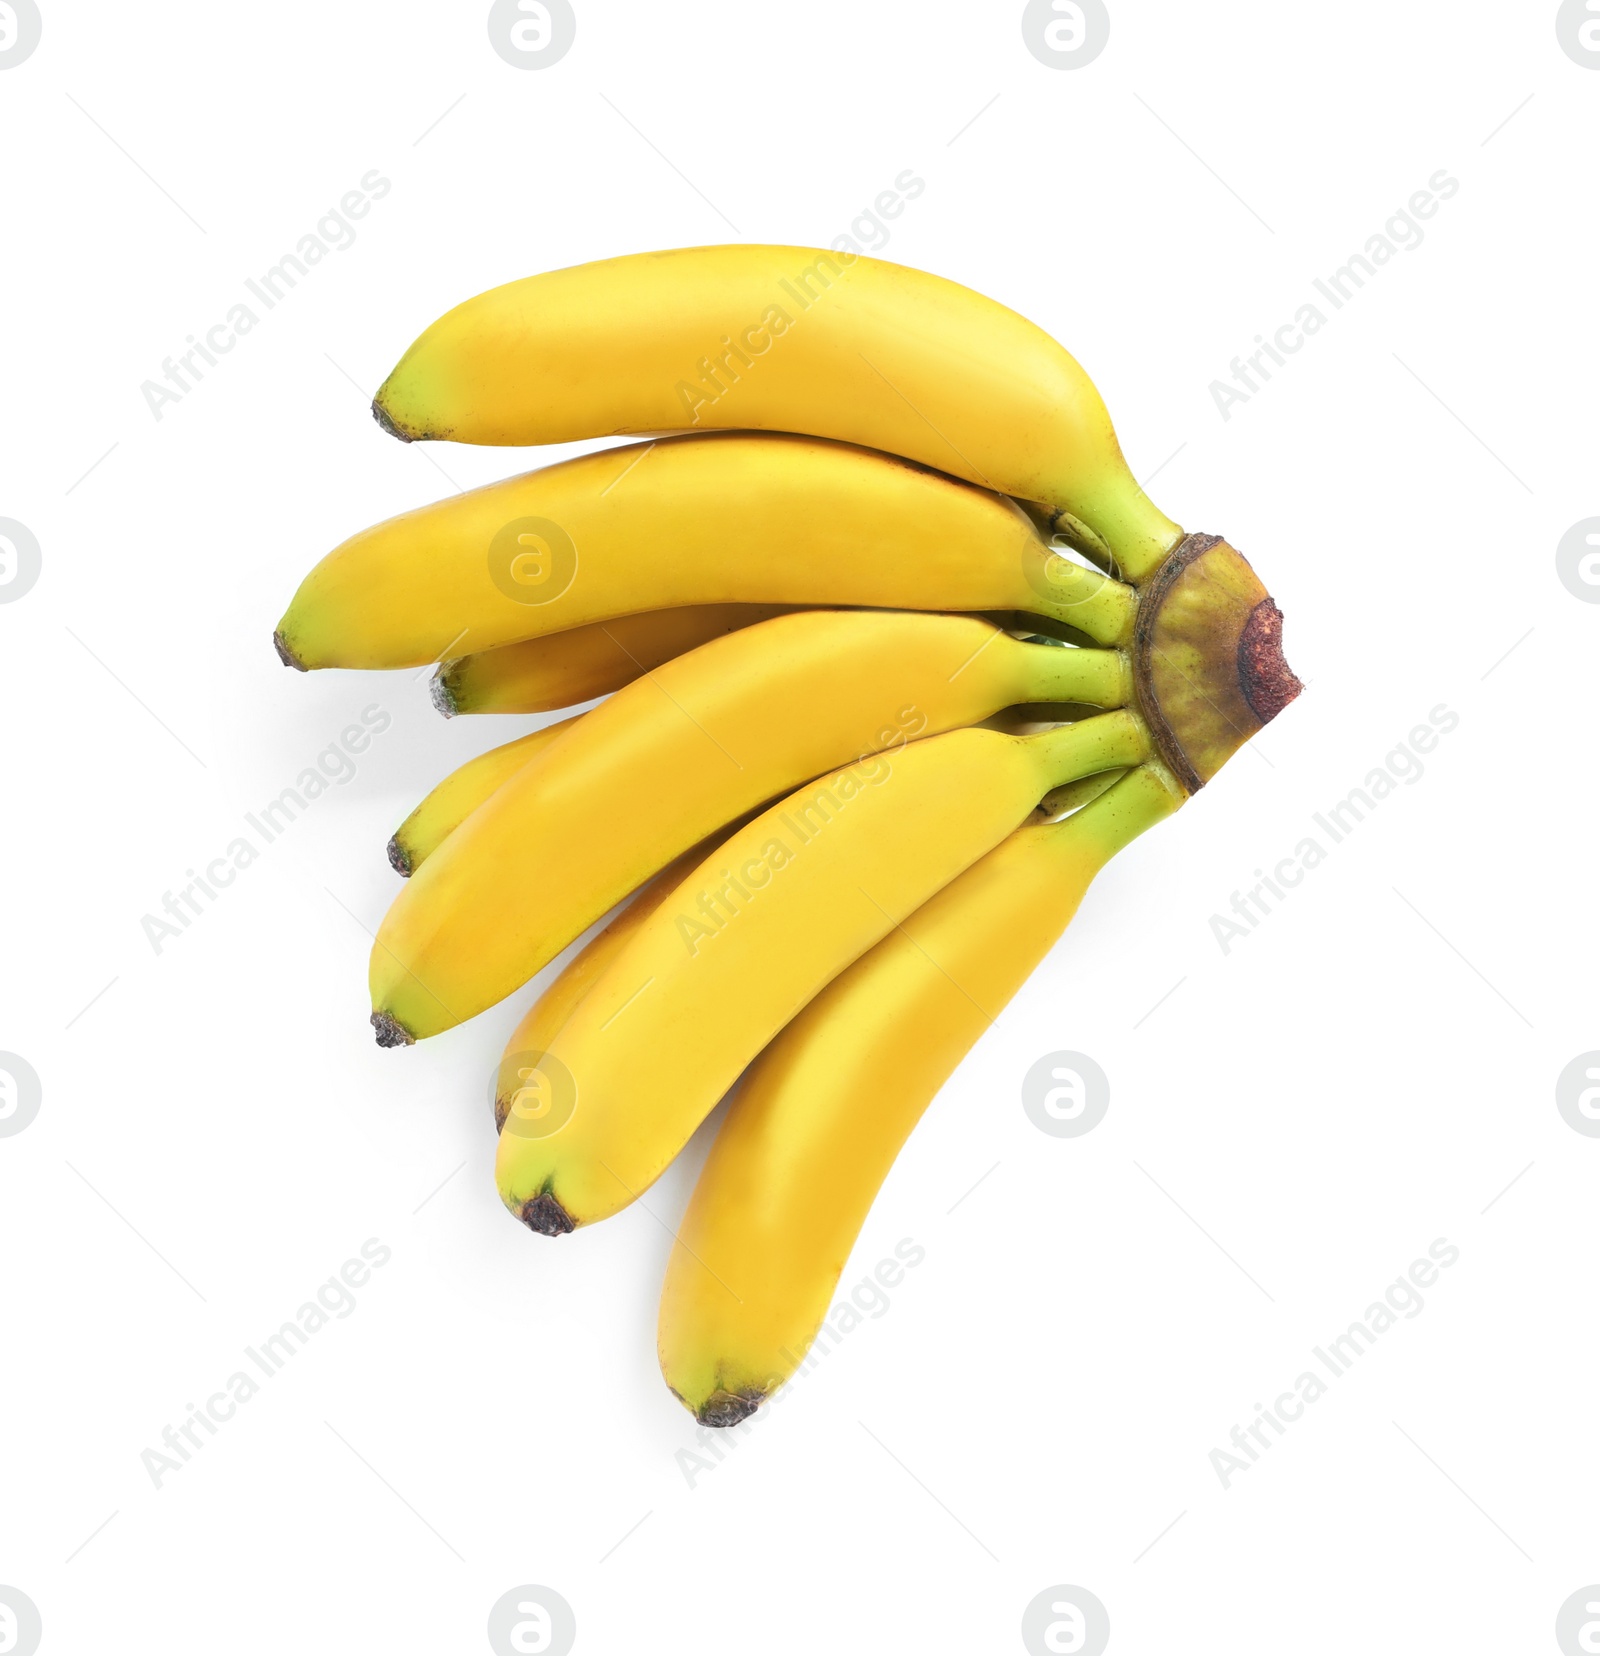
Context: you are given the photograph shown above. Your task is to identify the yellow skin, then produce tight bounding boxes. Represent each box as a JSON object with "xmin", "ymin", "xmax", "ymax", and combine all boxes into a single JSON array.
[
  {"xmin": 491, "ymin": 833, "xmax": 733, "ymax": 1132},
  {"xmin": 494, "ymin": 711, "xmax": 1152, "ymax": 1232},
  {"xmin": 373, "ymin": 244, "xmax": 1182, "ymax": 580},
  {"xmin": 490, "ymin": 756, "xmax": 1113, "ymax": 1130},
  {"xmin": 657, "ymin": 765, "xmax": 1182, "ymax": 1425},
  {"xmin": 371, "ymin": 610, "xmax": 1132, "ymax": 1042},
  {"xmin": 436, "ymin": 604, "xmax": 794, "ymax": 715},
  {"xmin": 275, "ymin": 432, "xmax": 1135, "ymax": 671},
  {"xmin": 387, "ymin": 715, "xmax": 579, "ymax": 876}
]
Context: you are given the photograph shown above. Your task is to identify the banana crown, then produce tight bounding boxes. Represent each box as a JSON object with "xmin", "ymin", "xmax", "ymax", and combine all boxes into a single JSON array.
[{"xmin": 1132, "ymin": 534, "xmax": 1302, "ymax": 792}]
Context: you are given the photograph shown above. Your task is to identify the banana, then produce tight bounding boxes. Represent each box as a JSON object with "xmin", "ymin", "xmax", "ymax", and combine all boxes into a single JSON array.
[
  {"xmin": 387, "ymin": 715, "xmax": 580, "ymax": 877},
  {"xmin": 494, "ymin": 710, "xmax": 1152, "ymax": 1233},
  {"xmin": 491, "ymin": 832, "xmax": 733, "ymax": 1132},
  {"xmin": 371, "ymin": 245, "xmax": 1183, "ymax": 581},
  {"xmin": 435, "ymin": 604, "xmax": 795, "ymax": 716},
  {"xmin": 371, "ymin": 609, "xmax": 1132, "ymax": 1043},
  {"xmin": 657, "ymin": 765, "xmax": 1182, "ymax": 1425},
  {"xmin": 274, "ymin": 432, "xmax": 1134, "ymax": 671}
]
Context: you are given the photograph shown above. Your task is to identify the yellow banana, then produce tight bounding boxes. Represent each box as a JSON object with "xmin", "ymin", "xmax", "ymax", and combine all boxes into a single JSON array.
[
  {"xmin": 657, "ymin": 765, "xmax": 1182, "ymax": 1425},
  {"xmin": 491, "ymin": 832, "xmax": 733, "ymax": 1132},
  {"xmin": 370, "ymin": 609, "xmax": 1131, "ymax": 1044},
  {"xmin": 275, "ymin": 432, "xmax": 1134, "ymax": 672},
  {"xmin": 494, "ymin": 711, "xmax": 1151, "ymax": 1233},
  {"xmin": 372, "ymin": 245, "xmax": 1183, "ymax": 580},
  {"xmin": 386, "ymin": 715, "xmax": 580, "ymax": 877},
  {"xmin": 435, "ymin": 604, "xmax": 795, "ymax": 716}
]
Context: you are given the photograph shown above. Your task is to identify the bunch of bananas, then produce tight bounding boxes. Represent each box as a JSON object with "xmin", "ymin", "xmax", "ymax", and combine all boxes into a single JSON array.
[{"xmin": 276, "ymin": 245, "xmax": 1300, "ymax": 1426}]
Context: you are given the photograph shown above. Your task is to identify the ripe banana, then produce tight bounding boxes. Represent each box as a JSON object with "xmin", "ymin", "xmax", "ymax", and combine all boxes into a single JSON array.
[
  {"xmin": 657, "ymin": 765, "xmax": 1182, "ymax": 1425},
  {"xmin": 387, "ymin": 715, "xmax": 580, "ymax": 876},
  {"xmin": 435, "ymin": 604, "xmax": 795, "ymax": 716},
  {"xmin": 494, "ymin": 711, "xmax": 1151, "ymax": 1233},
  {"xmin": 371, "ymin": 609, "xmax": 1132, "ymax": 1044},
  {"xmin": 274, "ymin": 432, "xmax": 1134, "ymax": 672},
  {"xmin": 492, "ymin": 832, "xmax": 733, "ymax": 1132},
  {"xmin": 371, "ymin": 245, "xmax": 1183, "ymax": 581}
]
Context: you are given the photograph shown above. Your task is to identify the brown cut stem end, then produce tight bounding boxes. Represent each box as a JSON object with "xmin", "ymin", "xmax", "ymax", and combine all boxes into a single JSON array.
[
  {"xmin": 386, "ymin": 836, "xmax": 413, "ymax": 877},
  {"xmin": 1238, "ymin": 597, "xmax": 1302, "ymax": 724},
  {"xmin": 370, "ymin": 1011, "xmax": 414, "ymax": 1048}
]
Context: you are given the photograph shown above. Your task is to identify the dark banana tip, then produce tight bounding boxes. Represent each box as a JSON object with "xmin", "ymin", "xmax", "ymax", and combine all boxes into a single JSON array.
[
  {"xmin": 273, "ymin": 630, "xmax": 307, "ymax": 671},
  {"xmin": 697, "ymin": 1389, "xmax": 762, "ymax": 1429},
  {"xmin": 370, "ymin": 1010, "xmax": 415, "ymax": 1048},
  {"xmin": 520, "ymin": 1192, "xmax": 576, "ymax": 1236},
  {"xmin": 371, "ymin": 398, "xmax": 413, "ymax": 443},
  {"xmin": 386, "ymin": 836, "xmax": 413, "ymax": 877},
  {"xmin": 493, "ymin": 1095, "xmax": 510, "ymax": 1134}
]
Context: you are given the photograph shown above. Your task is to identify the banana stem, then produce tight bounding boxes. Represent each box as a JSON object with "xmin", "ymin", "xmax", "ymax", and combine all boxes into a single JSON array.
[
  {"xmin": 1021, "ymin": 548, "xmax": 1139, "ymax": 646},
  {"xmin": 1046, "ymin": 482, "xmax": 1186, "ymax": 588},
  {"xmin": 1014, "ymin": 639, "xmax": 1130, "ymax": 709},
  {"xmin": 1051, "ymin": 760, "xmax": 1186, "ymax": 862},
  {"xmin": 1026, "ymin": 710, "xmax": 1151, "ymax": 793},
  {"xmin": 1035, "ymin": 769, "xmax": 1127, "ymax": 820}
]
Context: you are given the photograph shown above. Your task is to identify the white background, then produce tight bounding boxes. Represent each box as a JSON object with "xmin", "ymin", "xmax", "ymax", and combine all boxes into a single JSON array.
[{"xmin": 2, "ymin": 3, "xmax": 1596, "ymax": 1652}]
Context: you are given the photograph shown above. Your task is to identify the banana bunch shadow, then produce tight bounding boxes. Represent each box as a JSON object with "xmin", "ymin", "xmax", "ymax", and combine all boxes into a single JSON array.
[{"xmin": 275, "ymin": 245, "xmax": 1301, "ymax": 1427}]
